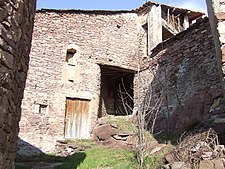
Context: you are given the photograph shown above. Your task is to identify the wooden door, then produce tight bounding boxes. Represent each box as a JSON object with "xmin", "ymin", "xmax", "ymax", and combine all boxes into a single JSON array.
[{"xmin": 64, "ymin": 98, "xmax": 90, "ymax": 139}]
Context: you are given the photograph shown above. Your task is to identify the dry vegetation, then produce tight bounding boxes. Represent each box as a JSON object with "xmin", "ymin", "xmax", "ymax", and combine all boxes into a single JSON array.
[{"xmin": 165, "ymin": 128, "xmax": 224, "ymax": 168}]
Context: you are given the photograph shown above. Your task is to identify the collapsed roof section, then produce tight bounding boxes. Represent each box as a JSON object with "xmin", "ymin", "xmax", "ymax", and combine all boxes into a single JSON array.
[{"xmin": 133, "ymin": 1, "xmax": 204, "ymax": 22}]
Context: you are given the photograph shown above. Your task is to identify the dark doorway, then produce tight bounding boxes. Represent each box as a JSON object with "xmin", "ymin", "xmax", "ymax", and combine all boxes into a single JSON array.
[{"xmin": 99, "ymin": 65, "xmax": 134, "ymax": 117}]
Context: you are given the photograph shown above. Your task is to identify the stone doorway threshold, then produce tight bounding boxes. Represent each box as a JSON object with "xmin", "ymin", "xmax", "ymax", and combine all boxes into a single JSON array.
[{"xmin": 16, "ymin": 162, "xmax": 63, "ymax": 169}]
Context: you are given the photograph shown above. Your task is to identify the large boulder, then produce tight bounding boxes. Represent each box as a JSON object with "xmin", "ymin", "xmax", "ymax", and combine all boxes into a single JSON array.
[{"xmin": 93, "ymin": 124, "xmax": 118, "ymax": 141}]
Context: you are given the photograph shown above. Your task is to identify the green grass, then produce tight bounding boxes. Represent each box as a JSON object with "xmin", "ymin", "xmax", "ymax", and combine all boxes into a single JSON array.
[
  {"xmin": 15, "ymin": 151, "xmax": 164, "ymax": 169},
  {"xmin": 144, "ymin": 153, "xmax": 165, "ymax": 169},
  {"xmin": 16, "ymin": 143, "xmax": 169, "ymax": 169},
  {"xmin": 54, "ymin": 143, "xmax": 168, "ymax": 169},
  {"xmin": 15, "ymin": 139, "xmax": 138, "ymax": 169},
  {"xmin": 103, "ymin": 115, "xmax": 137, "ymax": 133},
  {"xmin": 15, "ymin": 119, "xmax": 173, "ymax": 169},
  {"xmin": 103, "ymin": 116, "xmax": 156, "ymax": 143},
  {"xmin": 65, "ymin": 139, "xmax": 96, "ymax": 149},
  {"xmin": 55, "ymin": 145, "xmax": 137, "ymax": 169}
]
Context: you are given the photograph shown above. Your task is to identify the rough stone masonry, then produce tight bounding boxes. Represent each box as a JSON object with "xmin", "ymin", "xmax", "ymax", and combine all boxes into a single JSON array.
[
  {"xmin": 0, "ymin": 0, "xmax": 36, "ymax": 168},
  {"xmin": 207, "ymin": 0, "xmax": 225, "ymax": 99},
  {"xmin": 135, "ymin": 18, "xmax": 222, "ymax": 134}
]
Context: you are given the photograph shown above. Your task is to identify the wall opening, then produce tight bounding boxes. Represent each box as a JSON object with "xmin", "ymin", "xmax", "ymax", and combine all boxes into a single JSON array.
[
  {"xmin": 66, "ymin": 48, "xmax": 76, "ymax": 65},
  {"xmin": 162, "ymin": 26, "xmax": 174, "ymax": 41},
  {"xmin": 142, "ymin": 23, "xmax": 149, "ymax": 55},
  {"xmin": 39, "ymin": 104, "xmax": 47, "ymax": 115},
  {"xmin": 34, "ymin": 103, "xmax": 48, "ymax": 115},
  {"xmin": 99, "ymin": 65, "xmax": 134, "ymax": 117}
]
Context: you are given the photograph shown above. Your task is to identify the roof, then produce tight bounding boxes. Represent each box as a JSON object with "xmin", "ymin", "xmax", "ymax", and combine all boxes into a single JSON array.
[
  {"xmin": 140, "ymin": 17, "xmax": 209, "ymax": 71},
  {"xmin": 151, "ymin": 17, "xmax": 209, "ymax": 57},
  {"xmin": 36, "ymin": 9, "xmax": 134, "ymax": 15},
  {"xmin": 133, "ymin": 1, "xmax": 204, "ymax": 21},
  {"xmin": 36, "ymin": 1, "xmax": 204, "ymax": 21}
]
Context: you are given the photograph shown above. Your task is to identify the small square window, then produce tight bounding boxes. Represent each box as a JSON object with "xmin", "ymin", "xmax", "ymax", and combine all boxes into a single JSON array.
[
  {"xmin": 34, "ymin": 103, "xmax": 47, "ymax": 115},
  {"xmin": 39, "ymin": 104, "xmax": 47, "ymax": 115}
]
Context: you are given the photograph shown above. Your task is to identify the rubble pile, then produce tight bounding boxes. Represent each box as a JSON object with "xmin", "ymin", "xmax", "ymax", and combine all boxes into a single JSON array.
[
  {"xmin": 163, "ymin": 128, "xmax": 225, "ymax": 169},
  {"xmin": 93, "ymin": 116, "xmax": 137, "ymax": 149},
  {"xmin": 93, "ymin": 115, "xmax": 160, "ymax": 151}
]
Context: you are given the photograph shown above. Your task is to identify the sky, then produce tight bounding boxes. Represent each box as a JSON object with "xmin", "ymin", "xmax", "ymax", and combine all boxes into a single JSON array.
[{"xmin": 37, "ymin": 0, "xmax": 207, "ymax": 13}]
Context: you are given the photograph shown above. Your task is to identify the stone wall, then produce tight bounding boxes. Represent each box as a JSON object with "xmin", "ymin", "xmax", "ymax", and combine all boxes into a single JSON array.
[
  {"xmin": 19, "ymin": 10, "xmax": 146, "ymax": 154},
  {"xmin": 206, "ymin": 0, "xmax": 225, "ymax": 99},
  {"xmin": 0, "ymin": 0, "xmax": 36, "ymax": 168},
  {"xmin": 134, "ymin": 18, "xmax": 222, "ymax": 134}
]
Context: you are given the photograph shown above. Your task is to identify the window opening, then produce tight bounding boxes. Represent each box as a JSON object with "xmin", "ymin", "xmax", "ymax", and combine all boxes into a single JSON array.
[
  {"xmin": 34, "ymin": 103, "xmax": 47, "ymax": 115},
  {"xmin": 66, "ymin": 48, "xmax": 76, "ymax": 65},
  {"xmin": 39, "ymin": 104, "xmax": 47, "ymax": 115}
]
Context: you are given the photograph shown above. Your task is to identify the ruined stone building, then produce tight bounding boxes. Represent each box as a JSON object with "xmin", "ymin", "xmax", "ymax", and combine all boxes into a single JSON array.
[
  {"xmin": 0, "ymin": 0, "xmax": 225, "ymax": 168},
  {"xmin": 17, "ymin": 1, "xmax": 224, "ymax": 155}
]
